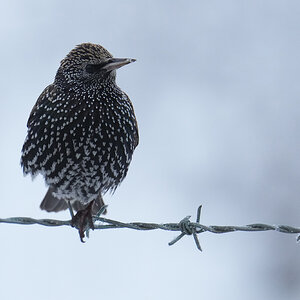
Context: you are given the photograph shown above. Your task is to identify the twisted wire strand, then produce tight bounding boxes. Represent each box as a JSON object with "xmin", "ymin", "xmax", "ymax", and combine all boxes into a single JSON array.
[{"xmin": 0, "ymin": 206, "xmax": 299, "ymax": 251}]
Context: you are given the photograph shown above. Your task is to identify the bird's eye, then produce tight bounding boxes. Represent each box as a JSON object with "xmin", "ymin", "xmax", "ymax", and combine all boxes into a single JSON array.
[
  {"xmin": 85, "ymin": 64, "xmax": 98, "ymax": 74},
  {"xmin": 85, "ymin": 62, "xmax": 107, "ymax": 74}
]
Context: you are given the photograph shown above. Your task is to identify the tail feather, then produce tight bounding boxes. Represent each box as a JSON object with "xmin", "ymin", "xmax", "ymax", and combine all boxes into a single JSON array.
[
  {"xmin": 40, "ymin": 187, "xmax": 107, "ymax": 214},
  {"xmin": 40, "ymin": 187, "xmax": 68, "ymax": 212}
]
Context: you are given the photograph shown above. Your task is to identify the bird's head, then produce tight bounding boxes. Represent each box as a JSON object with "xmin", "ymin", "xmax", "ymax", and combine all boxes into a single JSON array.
[{"xmin": 55, "ymin": 43, "xmax": 135, "ymax": 89}]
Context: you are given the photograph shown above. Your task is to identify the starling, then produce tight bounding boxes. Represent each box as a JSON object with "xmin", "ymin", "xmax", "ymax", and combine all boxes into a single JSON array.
[{"xmin": 21, "ymin": 43, "xmax": 139, "ymax": 241}]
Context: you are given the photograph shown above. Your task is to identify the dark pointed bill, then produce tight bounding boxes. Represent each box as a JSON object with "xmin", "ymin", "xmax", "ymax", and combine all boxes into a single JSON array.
[{"xmin": 102, "ymin": 58, "xmax": 136, "ymax": 72}]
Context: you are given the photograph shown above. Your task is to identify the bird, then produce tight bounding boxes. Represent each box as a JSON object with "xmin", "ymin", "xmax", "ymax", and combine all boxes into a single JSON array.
[{"xmin": 21, "ymin": 43, "xmax": 139, "ymax": 241}]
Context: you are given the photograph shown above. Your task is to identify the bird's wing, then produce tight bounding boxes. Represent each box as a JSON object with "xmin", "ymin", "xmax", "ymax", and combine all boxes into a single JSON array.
[{"xmin": 27, "ymin": 84, "xmax": 57, "ymax": 128}]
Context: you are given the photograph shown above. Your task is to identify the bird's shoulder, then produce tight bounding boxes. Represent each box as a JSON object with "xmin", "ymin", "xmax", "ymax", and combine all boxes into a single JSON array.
[{"xmin": 27, "ymin": 84, "xmax": 60, "ymax": 127}]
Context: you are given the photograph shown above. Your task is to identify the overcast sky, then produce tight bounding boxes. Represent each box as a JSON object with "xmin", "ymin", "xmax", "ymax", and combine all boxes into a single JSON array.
[{"xmin": 0, "ymin": 1, "xmax": 300, "ymax": 299}]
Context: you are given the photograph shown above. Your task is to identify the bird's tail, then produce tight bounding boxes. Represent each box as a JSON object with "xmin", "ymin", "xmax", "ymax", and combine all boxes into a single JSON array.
[
  {"xmin": 40, "ymin": 187, "xmax": 107, "ymax": 214},
  {"xmin": 40, "ymin": 187, "xmax": 68, "ymax": 212}
]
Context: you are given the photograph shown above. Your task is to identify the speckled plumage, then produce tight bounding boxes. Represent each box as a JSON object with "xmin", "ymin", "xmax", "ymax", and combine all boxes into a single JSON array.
[{"xmin": 21, "ymin": 43, "xmax": 138, "ymax": 213}]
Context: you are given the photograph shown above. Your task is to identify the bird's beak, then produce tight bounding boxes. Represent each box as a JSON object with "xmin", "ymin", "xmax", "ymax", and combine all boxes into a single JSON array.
[{"xmin": 102, "ymin": 58, "xmax": 136, "ymax": 72}]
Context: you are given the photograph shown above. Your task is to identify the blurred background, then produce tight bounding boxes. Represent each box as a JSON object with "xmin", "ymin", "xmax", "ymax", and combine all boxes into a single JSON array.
[{"xmin": 0, "ymin": 1, "xmax": 300, "ymax": 299}]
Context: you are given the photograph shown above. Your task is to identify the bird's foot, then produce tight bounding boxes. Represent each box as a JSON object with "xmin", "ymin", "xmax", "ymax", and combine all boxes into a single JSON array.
[{"xmin": 71, "ymin": 200, "xmax": 95, "ymax": 243}]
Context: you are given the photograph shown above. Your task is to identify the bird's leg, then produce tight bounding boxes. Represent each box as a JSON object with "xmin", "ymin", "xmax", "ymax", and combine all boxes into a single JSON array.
[
  {"xmin": 71, "ymin": 200, "xmax": 95, "ymax": 243},
  {"xmin": 67, "ymin": 200, "xmax": 74, "ymax": 218}
]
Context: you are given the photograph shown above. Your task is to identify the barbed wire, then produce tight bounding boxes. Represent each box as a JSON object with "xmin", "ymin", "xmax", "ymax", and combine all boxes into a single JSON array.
[{"xmin": 0, "ymin": 205, "xmax": 299, "ymax": 251}]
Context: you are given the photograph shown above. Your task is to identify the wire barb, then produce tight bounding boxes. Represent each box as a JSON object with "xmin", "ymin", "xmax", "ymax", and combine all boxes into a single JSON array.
[
  {"xmin": 0, "ymin": 205, "xmax": 299, "ymax": 251},
  {"xmin": 168, "ymin": 205, "xmax": 203, "ymax": 251}
]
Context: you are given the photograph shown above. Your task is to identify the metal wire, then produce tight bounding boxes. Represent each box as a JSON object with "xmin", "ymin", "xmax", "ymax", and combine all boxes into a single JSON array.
[{"xmin": 0, "ymin": 205, "xmax": 299, "ymax": 251}]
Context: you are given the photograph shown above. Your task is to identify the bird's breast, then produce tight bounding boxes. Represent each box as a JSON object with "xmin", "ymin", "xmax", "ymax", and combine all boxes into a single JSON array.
[{"xmin": 59, "ymin": 89, "xmax": 136, "ymax": 164}]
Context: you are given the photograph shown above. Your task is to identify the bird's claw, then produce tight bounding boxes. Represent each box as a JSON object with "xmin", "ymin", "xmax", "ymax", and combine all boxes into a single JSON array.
[{"xmin": 71, "ymin": 201, "xmax": 95, "ymax": 242}]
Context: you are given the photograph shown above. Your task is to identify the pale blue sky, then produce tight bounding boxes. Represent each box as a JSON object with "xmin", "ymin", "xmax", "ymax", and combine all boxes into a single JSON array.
[{"xmin": 0, "ymin": 1, "xmax": 300, "ymax": 299}]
